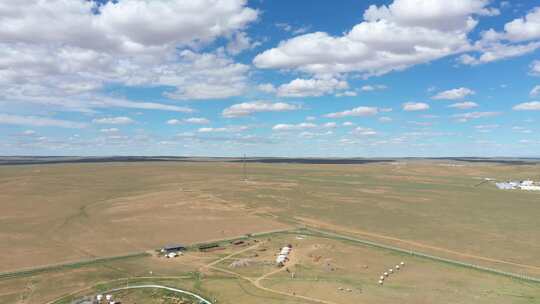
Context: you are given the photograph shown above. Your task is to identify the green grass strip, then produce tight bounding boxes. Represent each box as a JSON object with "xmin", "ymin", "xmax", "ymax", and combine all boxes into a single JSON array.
[{"xmin": 0, "ymin": 252, "xmax": 149, "ymax": 280}]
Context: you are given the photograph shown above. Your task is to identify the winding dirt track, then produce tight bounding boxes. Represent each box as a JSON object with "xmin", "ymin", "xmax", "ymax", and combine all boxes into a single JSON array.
[
  {"xmin": 205, "ymin": 243, "xmax": 338, "ymax": 304},
  {"xmin": 296, "ymin": 217, "xmax": 540, "ymax": 272}
]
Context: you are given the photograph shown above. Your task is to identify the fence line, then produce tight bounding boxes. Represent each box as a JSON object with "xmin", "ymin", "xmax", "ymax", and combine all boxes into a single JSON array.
[
  {"xmin": 0, "ymin": 228, "xmax": 296, "ymax": 281},
  {"xmin": 300, "ymin": 227, "xmax": 540, "ymax": 284},
  {"xmin": 0, "ymin": 252, "xmax": 149, "ymax": 280},
  {"xmin": 2, "ymin": 226, "xmax": 538, "ymax": 285}
]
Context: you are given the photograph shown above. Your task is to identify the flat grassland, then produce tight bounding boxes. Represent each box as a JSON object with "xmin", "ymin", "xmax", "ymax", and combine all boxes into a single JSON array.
[
  {"xmin": 0, "ymin": 162, "xmax": 288, "ymax": 272},
  {"xmin": 2, "ymin": 233, "xmax": 538, "ymax": 304},
  {"xmin": 0, "ymin": 160, "xmax": 539, "ymax": 303}
]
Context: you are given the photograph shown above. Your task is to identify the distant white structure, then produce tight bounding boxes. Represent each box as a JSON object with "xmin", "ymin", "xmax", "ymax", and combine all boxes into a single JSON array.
[
  {"xmin": 276, "ymin": 245, "xmax": 292, "ymax": 266},
  {"xmin": 496, "ymin": 182, "xmax": 515, "ymax": 190},
  {"xmin": 167, "ymin": 252, "xmax": 179, "ymax": 258},
  {"xmin": 521, "ymin": 185, "xmax": 540, "ymax": 191},
  {"xmin": 496, "ymin": 180, "xmax": 540, "ymax": 191},
  {"xmin": 522, "ymin": 180, "xmax": 534, "ymax": 186}
]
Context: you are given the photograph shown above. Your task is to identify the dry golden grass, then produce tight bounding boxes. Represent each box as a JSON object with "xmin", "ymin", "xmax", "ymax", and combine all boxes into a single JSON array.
[{"xmin": 1, "ymin": 160, "xmax": 539, "ymax": 304}]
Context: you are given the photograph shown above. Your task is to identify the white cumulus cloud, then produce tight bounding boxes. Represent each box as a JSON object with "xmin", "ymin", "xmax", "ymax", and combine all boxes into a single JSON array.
[
  {"xmin": 184, "ymin": 117, "xmax": 210, "ymax": 124},
  {"xmin": 257, "ymin": 83, "xmax": 277, "ymax": 93},
  {"xmin": 276, "ymin": 78, "xmax": 348, "ymax": 97},
  {"xmin": 403, "ymin": 102, "xmax": 430, "ymax": 111},
  {"xmin": 0, "ymin": 0, "xmax": 258, "ymax": 112},
  {"xmin": 324, "ymin": 106, "xmax": 379, "ymax": 118},
  {"xmin": 0, "ymin": 113, "xmax": 86, "ymax": 128},
  {"xmin": 272, "ymin": 122, "xmax": 317, "ymax": 131},
  {"xmin": 448, "ymin": 101, "xmax": 479, "ymax": 109},
  {"xmin": 222, "ymin": 101, "xmax": 301, "ymax": 118},
  {"xmin": 254, "ymin": 0, "xmax": 495, "ymax": 77},
  {"xmin": 531, "ymin": 60, "xmax": 540, "ymax": 75},
  {"xmin": 432, "ymin": 87, "xmax": 475, "ymax": 100},
  {"xmin": 198, "ymin": 126, "xmax": 248, "ymax": 133},
  {"xmin": 453, "ymin": 111, "xmax": 500, "ymax": 122},
  {"xmin": 352, "ymin": 127, "xmax": 377, "ymax": 136},
  {"xmin": 460, "ymin": 7, "xmax": 540, "ymax": 65},
  {"xmin": 513, "ymin": 101, "xmax": 540, "ymax": 111},
  {"xmin": 100, "ymin": 128, "xmax": 119, "ymax": 133},
  {"xmin": 530, "ymin": 85, "xmax": 540, "ymax": 97},
  {"xmin": 92, "ymin": 117, "xmax": 134, "ymax": 125}
]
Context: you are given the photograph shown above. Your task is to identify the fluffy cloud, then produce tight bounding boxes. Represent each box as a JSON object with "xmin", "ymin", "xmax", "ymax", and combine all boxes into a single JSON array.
[
  {"xmin": 166, "ymin": 119, "xmax": 182, "ymax": 125},
  {"xmin": 482, "ymin": 7, "xmax": 540, "ymax": 42},
  {"xmin": 0, "ymin": 0, "xmax": 257, "ymax": 53},
  {"xmin": 460, "ymin": 7, "xmax": 540, "ymax": 65},
  {"xmin": 432, "ymin": 87, "xmax": 475, "ymax": 100},
  {"xmin": 324, "ymin": 106, "xmax": 379, "ymax": 118},
  {"xmin": 0, "ymin": 114, "xmax": 86, "ymax": 128},
  {"xmin": 160, "ymin": 51, "xmax": 250, "ymax": 100},
  {"xmin": 448, "ymin": 101, "xmax": 478, "ymax": 109},
  {"xmin": 361, "ymin": 84, "xmax": 387, "ymax": 91},
  {"xmin": 198, "ymin": 126, "xmax": 248, "ymax": 133},
  {"xmin": 184, "ymin": 117, "xmax": 211, "ymax": 124},
  {"xmin": 322, "ymin": 122, "xmax": 337, "ymax": 128},
  {"xmin": 257, "ymin": 83, "xmax": 277, "ymax": 93},
  {"xmin": 222, "ymin": 101, "xmax": 300, "ymax": 117},
  {"xmin": 100, "ymin": 128, "xmax": 119, "ymax": 133},
  {"xmin": 403, "ymin": 102, "xmax": 430, "ymax": 111},
  {"xmin": 335, "ymin": 91, "xmax": 358, "ymax": 97},
  {"xmin": 475, "ymin": 124, "xmax": 499, "ymax": 132},
  {"xmin": 531, "ymin": 60, "xmax": 540, "ymax": 75},
  {"xmin": 226, "ymin": 32, "xmax": 259, "ymax": 55},
  {"xmin": 458, "ymin": 42, "xmax": 540, "ymax": 65},
  {"xmin": 254, "ymin": 0, "xmax": 495, "ymax": 76},
  {"xmin": 276, "ymin": 78, "xmax": 348, "ymax": 97},
  {"xmin": 0, "ymin": 0, "xmax": 258, "ymax": 113},
  {"xmin": 299, "ymin": 131, "xmax": 333, "ymax": 139},
  {"xmin": 22, "ymin": 130, "xmax": 37, "ymax": 136},
  {"xmin": 530, "ymin": 85, "xmax": 540, "ymax": 97},
  {"xmin": 275, "ymin": 23, "xmax": 310, "ymax": 35},
  {"xmin": 272, "ymin": 122, "xmax": 317, "ymax": 131},
  {"xmin": 352, "ymin": 127, "xmax": 377, "ymax": 136},
  {"xmin": 92, "ymin": 117, "xmax": 134, "ymax": 125},
  {"xmin": 513, "ymin": 101, "xmax": 540, "ymax": 111},
  {"xmin": 453, "ymin": 111, "xmax": 500, "ymax": 122}
]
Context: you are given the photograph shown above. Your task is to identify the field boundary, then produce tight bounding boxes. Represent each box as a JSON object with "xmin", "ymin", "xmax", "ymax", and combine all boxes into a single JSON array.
[
  {"xmin": 105, "ymin": 285, "xmax": 213, "ymax": 304},
  {"xmin": 0, "ymin": 252, "xmax": 150, "ymax": 281},
  {"xmin": 0, "ymin": 228, "xmax": 296, "ymax": 281},
  {"xmin": 2, "ymin": 226, "xmax": 538, "ymax": 286},
  {"xmin": 299, "ymin": 227, "xmax": 540, "ymax": 284}
]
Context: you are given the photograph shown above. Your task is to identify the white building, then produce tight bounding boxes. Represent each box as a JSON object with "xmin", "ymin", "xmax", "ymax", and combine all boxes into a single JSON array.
[
  {"xmin": 520, "ymin": 185, "xmax": 540, "ymax": 191},
  {"xmin": 496, "ymin": 182, "xmax": 515, "ymax": 190},
  {"xmin": 496, "ymin": 180, "xmax": 540, "ymax": 191},
  {"xmin": 276, "ymin": 245, "xmax": 292, "ymax": 266},
  {"xmin": 521, "ymin": 180, "xmax": 534, "ymax": 186}
]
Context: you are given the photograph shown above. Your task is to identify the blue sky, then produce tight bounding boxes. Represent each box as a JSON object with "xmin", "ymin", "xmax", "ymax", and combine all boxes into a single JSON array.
[{"xmin": 0, "ymin": 0, "xmax": 539, "ymax": 157}]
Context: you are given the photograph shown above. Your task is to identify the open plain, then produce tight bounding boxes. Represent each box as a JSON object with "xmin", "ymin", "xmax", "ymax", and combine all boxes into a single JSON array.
[{"xmin": 0, "ymin": 159, "xmax": 539, "ymax": 303}]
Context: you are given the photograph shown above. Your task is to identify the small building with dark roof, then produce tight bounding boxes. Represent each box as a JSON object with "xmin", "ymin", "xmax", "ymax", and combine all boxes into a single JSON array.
[{"xmin": 161, "ymin": 244, "xmax": 187, "ymax": 253}]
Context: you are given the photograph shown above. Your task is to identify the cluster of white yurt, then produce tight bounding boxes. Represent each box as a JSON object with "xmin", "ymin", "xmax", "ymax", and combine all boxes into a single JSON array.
[
  {"xmin": 378, "ymin": 261, "xmax": 405, "ymax": 285},
  {"xmin": 96, "ymin": 294, "xmax": 116, "ymax": 304},
  {"xmin": 276, "ymin": 245, "xmax": 292, "ymax": 266}
]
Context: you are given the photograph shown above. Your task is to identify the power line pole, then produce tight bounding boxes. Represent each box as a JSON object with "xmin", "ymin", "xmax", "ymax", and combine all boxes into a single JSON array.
[{"xmin": 242, "ymin": 154, "xmax": 247, "ymax": 181}]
